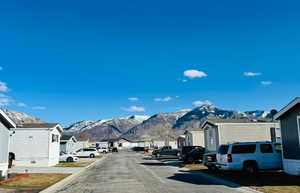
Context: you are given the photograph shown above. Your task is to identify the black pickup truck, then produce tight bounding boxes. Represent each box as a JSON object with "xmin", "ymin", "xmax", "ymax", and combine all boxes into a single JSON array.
[{"xmin": 152, "ymin": 146, "xmax": 179, "ymax": 159}]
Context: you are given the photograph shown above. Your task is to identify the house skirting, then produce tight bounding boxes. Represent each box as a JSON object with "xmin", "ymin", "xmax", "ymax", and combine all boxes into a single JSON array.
[
  {"xmin": 0, "ymin": 163, "xmax": 8, "ymax": 177},
  {"xmin": 283, "ymin": 158, "xmax": 300, "ymax": 176},
  {"xmin": 14, "ymin": 157, "xmax": 59, "ymax": 167}
]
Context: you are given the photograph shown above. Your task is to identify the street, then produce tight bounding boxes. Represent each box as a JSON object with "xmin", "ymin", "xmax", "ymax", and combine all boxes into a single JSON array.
[{"xmin": 55, "ymin": 151, "xmax": 246, "ymax": 193}]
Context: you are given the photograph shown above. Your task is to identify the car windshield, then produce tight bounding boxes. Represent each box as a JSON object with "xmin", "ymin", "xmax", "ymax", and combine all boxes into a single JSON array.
[{"xmin": 218, "ymin": 145, "xmax": 229, "ymax": 155}]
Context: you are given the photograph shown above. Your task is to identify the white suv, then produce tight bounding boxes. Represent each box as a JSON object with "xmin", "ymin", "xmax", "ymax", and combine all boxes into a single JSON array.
[
  {"xmin": 76, "ymin": 148, "xmax": 100, "ymax": 158},
  {"xmin": 216, "ymin": 142, "xmax": 282, "ymax": 174}
]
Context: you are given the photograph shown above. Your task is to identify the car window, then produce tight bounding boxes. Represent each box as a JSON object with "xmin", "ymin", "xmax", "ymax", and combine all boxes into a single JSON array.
[
  {"xmin": 218, "ymin": 145, "xmax": 229, "ymax": 155},
  {"xmin": 231, "ymin": 144, "xmax": 256, "ymax": 154},
  {"xmin": 274, "ymin": 144, "xmax": 282, "ymax": 153},
  {"xmin": 260, "ymin": 144, "xmax": 273, "ymax": 153}
]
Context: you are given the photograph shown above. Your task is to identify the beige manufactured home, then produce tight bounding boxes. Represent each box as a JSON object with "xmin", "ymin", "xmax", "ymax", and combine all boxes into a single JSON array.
[
  {"xmin": 184, "ymin": 129, "xmax": 204, "ymax": 147},
  {"xmin": 202, "ymin": 119, "xmax": 279, "ymax": 153}
]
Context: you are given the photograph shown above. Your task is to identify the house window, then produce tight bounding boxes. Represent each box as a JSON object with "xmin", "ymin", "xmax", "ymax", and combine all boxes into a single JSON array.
[
  {"xmin": 297, "ymin": 116, "xmax": 300, "ymax": 147},
  {"xmin": 52, "ymin": 134, "xmax": 59, "ymax": 143}
]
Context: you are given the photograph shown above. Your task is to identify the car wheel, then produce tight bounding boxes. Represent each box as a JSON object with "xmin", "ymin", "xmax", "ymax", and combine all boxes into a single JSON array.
[
  {"xmin": 156, "ymin": 154, "xmax": 160, "ymax": 159},
  {"xmin": 243, "ymin": 162, "xmax": 258, "ymax": 175},
  {"xmin": 90, "ymin": 154, "xmax": 95, "ymax": 158},
  {"xmin": 67, "ymin": 157, "xmax": 73, "ymax": 163}
]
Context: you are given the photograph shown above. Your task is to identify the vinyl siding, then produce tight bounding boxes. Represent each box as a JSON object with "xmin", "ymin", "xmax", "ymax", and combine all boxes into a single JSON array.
[
  {"xmin": 280, "ymin": 104, "xmax": 300, "ymax": 160},
  {"xmin": 48, "ymin": 129, "xmax": 61, "ymax": 166},
  {"xmin": 218, "ymin": 123, "xmax": 277, "ymax": 145},
  {"xmin": 204, "ymin": 126, "xmax": 219, "ymax": 152},
  {"xmin": 0, "ymin": 122, "xmax": 9, "ymax": 169}
]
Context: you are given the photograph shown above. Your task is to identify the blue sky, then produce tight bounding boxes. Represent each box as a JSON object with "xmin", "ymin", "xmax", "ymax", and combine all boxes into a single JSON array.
[{"xmin": 0, "ymin": 0, "xmax": 299, "ymax": 126}]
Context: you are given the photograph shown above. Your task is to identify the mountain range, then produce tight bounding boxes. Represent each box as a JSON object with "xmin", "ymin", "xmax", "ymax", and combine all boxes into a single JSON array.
[{"xmin": 2, "ymin": 105, "xmax": 275, "ymax": 141}]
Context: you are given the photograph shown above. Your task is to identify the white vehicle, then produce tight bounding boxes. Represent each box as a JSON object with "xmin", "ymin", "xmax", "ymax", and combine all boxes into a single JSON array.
[
  {"xmin": 216, "ymin": 142, "xmax": 282, "ymax": 174},
  {"xmin": 76, "ymin": 148, "xmax": 100, "ymax": 158},
  {"xmin": 59, "ymin": 152, "xmax": 79, "ymax": 162},
  {"xmin": 97, "ymin": 147, "xmax": 109, "ymax": 154}
]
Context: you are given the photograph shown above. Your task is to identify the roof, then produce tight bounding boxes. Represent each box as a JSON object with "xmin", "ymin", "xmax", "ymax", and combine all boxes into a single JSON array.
[
  {"xmin": 0, "ymin": 109, "xmax": 16, "ymax": 129},
  {"xmin": 17, "ymin": 123, "xmax": 59, "ymax": 128},
  {"xmin": 274, "ymin": 97, "xmax": 300, "ymax": 120},
  {"xmin": 16, "ymin": 123, "xmax": 63, "ymax": 132},
  {"xmin": 60, "ymin": 135, "xmax": 76, "ymax": 141},
  {"xmin": 201, "ymin": 118, "xmax": 276, "ymax": 128}
]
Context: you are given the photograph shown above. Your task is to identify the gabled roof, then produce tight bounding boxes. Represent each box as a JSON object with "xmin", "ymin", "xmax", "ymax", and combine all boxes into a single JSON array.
[
  {"xmin": 60, "ymin": 135, "xmax": 77, "ymax": 142},
  {"xmin": 0, "ymin": 109, "xmax": 16, "ymax": 129},
  {"xmin": 17, "ymin": 123, "xmax": 63, "ymax": 132},
  {"xmin": 274, "ymin": 97, "xmax": 300, "ymax": 120}
]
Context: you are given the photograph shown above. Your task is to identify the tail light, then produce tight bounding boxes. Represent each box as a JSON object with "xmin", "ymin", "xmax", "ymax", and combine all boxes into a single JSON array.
[{"xmin": 227, "ymin": 154, "xmax": 233, "ymax": 163}]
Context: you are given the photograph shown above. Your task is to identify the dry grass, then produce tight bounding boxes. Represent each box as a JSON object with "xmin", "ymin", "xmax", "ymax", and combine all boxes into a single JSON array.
[
  {"xmin": 0, "ymin": 174, "xmax": 70, "ymax": 190},
  {"xmin": 184, "ymin": 164, "xmax": 300, "ymax": 193},
  {"xmin": 55, "ymin": 161, "xmax": 94, "ymax": 167}
]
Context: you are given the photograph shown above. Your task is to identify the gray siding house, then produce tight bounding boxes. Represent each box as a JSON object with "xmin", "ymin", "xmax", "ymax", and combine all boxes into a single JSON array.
[
  {"xmin": 60, "ymin": 135, "xmax": 78, "ymax": 153},
  {"xmin": 275, "ymin": 98, "xmax": 300, "ymax": 176},
  {"xmin": 0, "ymin": 110, "xmax": 16, "ymax": 178}
]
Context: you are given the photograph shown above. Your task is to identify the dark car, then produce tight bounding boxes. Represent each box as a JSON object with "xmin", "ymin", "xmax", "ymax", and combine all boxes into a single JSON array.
[
  {"xmin": 132, "ymin": 147, "xmax": 145, "ymax": 152},
  {"xmin": 152, "ymin": 146, "xmax": 179, "ymax": 159},
  {"xmin": 178, "ymin": 146, "xmax": 202, "ymax": 161},
  {"xmin": 112, "ymin": 147, "xmax": 118, "ymax": 152},
  {"xmin": 183, "ymin": 147, "xmax": 205, "ymax": 164}
]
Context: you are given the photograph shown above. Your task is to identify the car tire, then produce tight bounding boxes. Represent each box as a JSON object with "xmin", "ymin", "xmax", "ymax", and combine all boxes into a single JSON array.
[
  {"xmin": 156, "ymin": 154, "xmax": 160, "ymax": 159},
  {"xmin": 90, "ymin": 154, "xmax": 95, "ymax": 158},
  {"xmin": 66, "ymin": 157, "xmax": 73, "ymax": 163},
  {"xmin": 243, "ymin": 161, "xmax": 258, "ymax": 175}
]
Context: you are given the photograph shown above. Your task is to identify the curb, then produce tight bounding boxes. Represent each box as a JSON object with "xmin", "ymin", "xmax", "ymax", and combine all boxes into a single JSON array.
[{"xmin": 40, "ymin": 155, "xmax": 109, "ymax": 193}]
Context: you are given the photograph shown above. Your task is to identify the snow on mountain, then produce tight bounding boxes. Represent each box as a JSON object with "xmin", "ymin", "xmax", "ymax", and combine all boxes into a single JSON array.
[{"xmin": 3, "ymin": 109, "xmax": 44, "ymax": 125}]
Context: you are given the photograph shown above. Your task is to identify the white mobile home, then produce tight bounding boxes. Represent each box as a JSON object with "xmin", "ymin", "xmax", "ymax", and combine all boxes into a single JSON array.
[
  {"xmin": 0, "ymin": 110, "xmax": 16, "ymax": 178},
  {"xmin": 275, "ymin": 98, "xmax": 300, "ymax": 175},
  {"xmin": 202, "ymin": 119, "xmax": 279, "ymax": 153},
  {"xmin": 60, "ymin": 135, "xmax": 77, "ymax": 153},
  {"xmin": 10, "ymin": 123, "xmax": 63, "ymax": 167},
  {"xmin": 184, "ymin": 129, "xmax": 204, "ymax": 147}
]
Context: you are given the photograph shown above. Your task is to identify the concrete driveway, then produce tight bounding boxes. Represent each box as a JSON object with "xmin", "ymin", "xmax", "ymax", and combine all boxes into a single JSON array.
[{"xmin": 52, "ymin": 151, "xmax": 253, "ymax": 193}]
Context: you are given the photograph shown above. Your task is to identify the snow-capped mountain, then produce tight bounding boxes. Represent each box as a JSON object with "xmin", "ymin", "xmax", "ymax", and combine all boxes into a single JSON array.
[{"xmin": 3, "ymin": 109, "xmax": 44, "ymax": 125}]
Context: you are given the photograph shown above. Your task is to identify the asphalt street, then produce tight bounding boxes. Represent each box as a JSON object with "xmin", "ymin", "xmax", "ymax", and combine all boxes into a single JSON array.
[{"xmin": 54, "ymin": 151, "xmax": 248, "ymax": 193}]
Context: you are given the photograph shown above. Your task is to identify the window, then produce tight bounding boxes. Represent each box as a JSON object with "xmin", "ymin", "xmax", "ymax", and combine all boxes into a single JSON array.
[
  {"xmin": 274, "ymin": 144, "xmax": 282, "ymax": 153},
  {"xmin": 218, "ymin": 145, "xmax": 229, "ymax": 155},
  {"xmin": 52, "ymin": 134, "xmax": 59, "ymax": 142},
  {"xmin": 232, "ymin": 145, "xmax": 256, "ymax": 154},
  {"xmin": 260, "ymin": 144, "xmax": 273, "ymax": 153}
]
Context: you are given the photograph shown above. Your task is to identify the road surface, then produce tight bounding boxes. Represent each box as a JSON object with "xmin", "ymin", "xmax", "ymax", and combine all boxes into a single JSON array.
[{"xmin": 54, "ymin": 151, "xmax": 248, "ymax": 193}]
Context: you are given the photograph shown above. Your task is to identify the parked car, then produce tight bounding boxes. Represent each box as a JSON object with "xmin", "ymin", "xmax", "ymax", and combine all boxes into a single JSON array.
[
  {"xmin": 152, "ymin": 146, "xmax": 179, "ymax": 159},
  {"xmin": 182, "ymin": 147, "xmax": 205, "ymax": 164},
  {"xmin": 76, "ymin": 148, "xmax": 100, "ymax": 158},
  {"xmin": 132, "ymin": 147, "xmax": 145, "ymax": 152},
  {"xmin": 216, "ymin": 142, "xmax": 282, "ymax": 174},
  {"xmin": 203, "ymin": 152, "xmax": 218, "ymax": 170},
  {"xmin": 59, "ymin": 152, "xmax": 79, "ymax": 162},
  {"xmin": 97, "ymin": 147, "xmax": 109, "ymax": 154},
  {"xmin": 112, "ymin": 147, "xmax": 118, "ymax": 153},
  {"xmin": 178, "ymin": 146, "xmax": 202, "ymax": 161}
]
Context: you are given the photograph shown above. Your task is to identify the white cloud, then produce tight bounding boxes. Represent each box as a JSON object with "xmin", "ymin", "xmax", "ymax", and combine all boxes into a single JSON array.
[
  {"xmin": 184, "ymin": 70, "xmax": 207, "ymax": 79},
  {"xmin": 16, "ymin": 103, "xmax": 27, "ymax": 107},
  {"xmin": 128, "ymin": 97, "xmax": 139, "ymax": 101},
  {"xmin": 122, "ymin": 106, "xmax": 145, "ymax": 112},
  {"xmin": 154, "ymin": 96, "xmax": 172, "ymax": 102},
  {"xmin": 0, "ymin": 66, "xmax": 3, "ymax": 71},
  {"xmin": 192, "ymin": 100, "xmax": 213, "ymax": 107},
  {"xmin": 261, "ymin": 81, "xmax": 272, "ymax": 85},
  {"xmin": 244, "ymin": 72, "xmax": 262, "ymax": 77},
  {"xmin": 32, "ymin": 106, "xmax": 46, "ymax": 110},
  {"xmin": 0, "ymin": 94, "xmax": 11, "ymax": 106},
  {"xmin": 182, "ymin": 79, "xmax": 188, "ymax": 82},
  {"xmin": 0, "ymin": 81, "xmax": 9, "ymax": 92}
]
